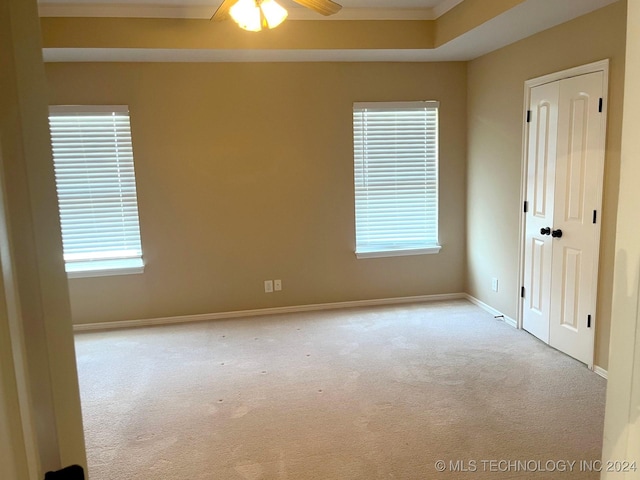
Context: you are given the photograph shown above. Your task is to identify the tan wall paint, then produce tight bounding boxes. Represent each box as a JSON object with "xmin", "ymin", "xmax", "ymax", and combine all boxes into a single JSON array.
[
  {"xmin": 602, "ymin": 0, "xmax": 640, "ymax": 471},
  {"xmin": 45, "ymin": 62, "xmax": 468, "ymax": 325},
  {"xmin": 0, "ymin": 0, "xmax": 87, "ymax": 474},
  {"xmin": 466, "ymin": 1, "xmax": 626, "ymax": 370},
  {"xmin": 41, "ymin": 17, "xmax": 435, "ymax": 50}
]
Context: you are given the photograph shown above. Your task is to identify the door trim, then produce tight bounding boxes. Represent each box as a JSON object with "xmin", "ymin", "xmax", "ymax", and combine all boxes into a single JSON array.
[
  {"xmin": 517, "ymin": 59, "xmax": 609, "ymax": 370},
  {"xmin": 0, "ymin": 144, "xmax": 41, "ymax": 479}
]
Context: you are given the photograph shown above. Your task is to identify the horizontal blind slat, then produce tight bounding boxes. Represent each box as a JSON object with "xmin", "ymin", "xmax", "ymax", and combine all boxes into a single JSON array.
[
  {"xmin": 49, "ymin": 107, "xmax": 143, "ymax": 264},
  {"xmin": 353, "ymin": 102, "xmax": 439, "ymax": 251}
]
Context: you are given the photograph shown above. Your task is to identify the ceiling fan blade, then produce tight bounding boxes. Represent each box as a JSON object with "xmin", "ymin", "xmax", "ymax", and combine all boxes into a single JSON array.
[
  {"xmin": 211, "ymin": 0, "xmax": 237, "ymax": 21},
  {"xmin": 290, "ymin": 0, "xmax": 342, "ymax": 16}
]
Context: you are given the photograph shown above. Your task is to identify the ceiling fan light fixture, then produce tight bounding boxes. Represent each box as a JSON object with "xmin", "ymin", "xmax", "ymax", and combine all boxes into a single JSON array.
[
  {"xmin": 259, "ymin": 0, "xmax": 288, "ymax": 29},
  {"xmin": 229, "ymin": 0, "xmax": 288, "ymax": 32}
]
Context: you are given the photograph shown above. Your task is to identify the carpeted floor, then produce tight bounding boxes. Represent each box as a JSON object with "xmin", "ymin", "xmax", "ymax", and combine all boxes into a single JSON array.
[{"xmin": 75, "ymin": 299, "xmax": 606, "ymax": 479}]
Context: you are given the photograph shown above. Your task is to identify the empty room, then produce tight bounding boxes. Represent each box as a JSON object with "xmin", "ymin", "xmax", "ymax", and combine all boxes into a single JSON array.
[{"xmin": 1, "ymin": 0, "xmax": 639, "ymax": 479}]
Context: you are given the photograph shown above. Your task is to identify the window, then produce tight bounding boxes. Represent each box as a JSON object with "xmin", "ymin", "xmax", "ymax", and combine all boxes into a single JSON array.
[
  {"xmin": 48, "ymin": 105, "xmax": 144, "ymax": 278},
  {"xmin": 353, "ymin": 101, "xmax": 440, "ymax": 258}
]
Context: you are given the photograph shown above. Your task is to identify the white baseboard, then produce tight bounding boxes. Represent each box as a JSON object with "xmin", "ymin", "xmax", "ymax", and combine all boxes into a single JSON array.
[
  {"xmin": 593, "ymin": 365, "xmax": 608, "ymax": 379},
  {"xmin": 74, "ymin": 292, "xmax": 466, "ymax": 332},
  {"xmin": 464, "ymin": 294, "xmax": 517, "ymax": 328}
]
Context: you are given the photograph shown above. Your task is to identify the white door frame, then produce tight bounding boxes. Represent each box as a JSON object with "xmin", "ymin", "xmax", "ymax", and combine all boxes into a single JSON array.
[{"xmin": 517, "ymin": 59, "xmax": 610, "ymax": 369}]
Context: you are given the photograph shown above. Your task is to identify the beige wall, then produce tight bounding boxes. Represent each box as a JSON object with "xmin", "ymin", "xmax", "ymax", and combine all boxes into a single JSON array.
[
  {"xmin": 602, "ymin": 0, "xmax": 640, "ymax": 470},
  {"xmin": 40, "ymin": 17, "xmax": 435, "ymax": 51},
  {"xmin": 46, "ymin": 62, "xmax": 468, "ymax": 325},
  {"xmin": 466, "ymin": 1, "xmax": 626, "ymax": 370}
]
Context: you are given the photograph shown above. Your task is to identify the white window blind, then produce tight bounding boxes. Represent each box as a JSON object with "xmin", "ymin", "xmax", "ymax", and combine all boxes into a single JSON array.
[
  {"xmin": 48, "ymin": 105, "xmax": 144, "ymax": 277},
  {"xmin": 353, "ymin": 101, "xmax": 440, "ymax": 258}
]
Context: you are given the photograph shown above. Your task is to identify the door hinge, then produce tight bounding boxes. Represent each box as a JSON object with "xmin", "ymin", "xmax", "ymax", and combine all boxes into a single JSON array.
[
  {"xmin": 521, "ymin": 286, "xmax": 525, "ymax": 298},
  {"xmin": 523, "ymin": 201, "xmax": 528, "ymax": 213},
  {"xmin": 598, "ymin": 98, "xmax": 603, "ymax": 113},
  {"xmin": 526, "ymin": 110, "xmax": 532, "ymax": 123},
  {"xmin": 587, "ymin": 314, "xmax": 592, "ymax": 328},
  {"xmin": 593, "ymin": 210, "xmax": 597, "ymax": 224}
]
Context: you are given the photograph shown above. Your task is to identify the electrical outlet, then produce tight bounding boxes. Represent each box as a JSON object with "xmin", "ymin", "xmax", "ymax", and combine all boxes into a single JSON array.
[
  {"xmin": 491, "ymin": 277, "xmax": 499, "ymax": 292},
  {"xmin": 264, "ymin": 280, "xmax": 273, "ymax": 293},
  {"xmin": 274, "ymin": 279, "xmax": 282, "ymax": 291}
]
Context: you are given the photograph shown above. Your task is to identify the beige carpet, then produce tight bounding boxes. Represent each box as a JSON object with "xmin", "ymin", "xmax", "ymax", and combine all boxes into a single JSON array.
[{"xmin": 75, "ymin": 299, "xmax": 606, "ymax": 479}]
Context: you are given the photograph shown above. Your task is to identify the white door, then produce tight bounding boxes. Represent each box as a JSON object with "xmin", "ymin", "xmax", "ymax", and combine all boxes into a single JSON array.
[
  {"xmin": 522, "ymin": 81, "xmax": 559, "ymax": 343},
  {"xmin": 522, "ymin": 71, "xmax": 605, "ymax": 366},
  {"xmin": 548, "ymin": 72, "xmax": 604, "ymax": 365}
]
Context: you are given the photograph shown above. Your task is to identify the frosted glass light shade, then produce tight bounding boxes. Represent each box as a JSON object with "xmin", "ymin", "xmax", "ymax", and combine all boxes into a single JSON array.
[
  {"xmin": 229, "ymin": 0, "xmax": 262, "ymax": 31},
  {"xmin": 229, "ymin": 0, "xmax": 288, "ymax": 32},
  {"xmin": 260, "ymin": 0, "xmax": 288, "ymax": 29}
]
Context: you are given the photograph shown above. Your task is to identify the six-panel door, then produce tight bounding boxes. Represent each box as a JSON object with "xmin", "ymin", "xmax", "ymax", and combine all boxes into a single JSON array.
[{"xmin": 522, "ymin": 71, "xmax": 604, "ymax": 366}]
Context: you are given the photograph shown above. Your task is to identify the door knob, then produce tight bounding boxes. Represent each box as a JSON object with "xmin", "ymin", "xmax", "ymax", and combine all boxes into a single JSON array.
[
  {"xmin": 552, "ymin": 229, "xmax": 563, "ymax": 238},
  {"xmin": 540, "ymin": 227, "xmax": 551, "ymax": 235}
]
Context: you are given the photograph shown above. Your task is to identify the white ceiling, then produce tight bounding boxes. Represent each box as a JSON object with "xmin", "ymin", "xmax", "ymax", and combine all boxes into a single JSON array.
[{"xmin": 38, "ymin": 0, "xmax": 464, "ymax": 20}]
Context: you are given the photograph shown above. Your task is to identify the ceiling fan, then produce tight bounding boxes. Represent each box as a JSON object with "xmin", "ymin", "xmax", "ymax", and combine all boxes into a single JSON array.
[{"xmin": 211, "ymin": 0, "xmax": 343, "ymax": 32}]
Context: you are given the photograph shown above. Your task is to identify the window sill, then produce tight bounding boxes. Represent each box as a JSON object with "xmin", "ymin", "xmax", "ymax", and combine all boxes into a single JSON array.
[
  {"xmin": 66, "ymin": 258, "xmax": 145, "ymax": 279},
  {"xmin": 355, "ymin": 246, "xmax": 442, "ymax": 259}
]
